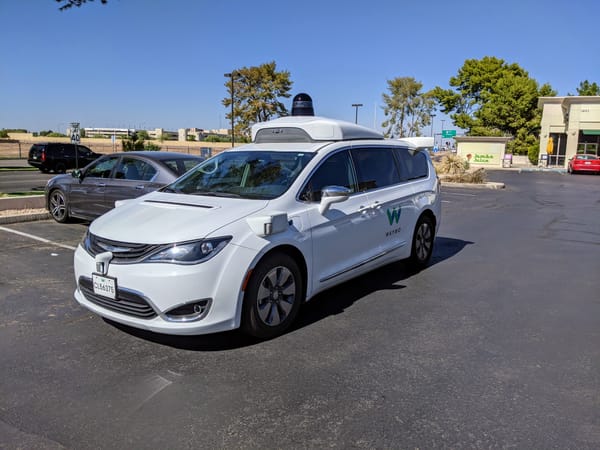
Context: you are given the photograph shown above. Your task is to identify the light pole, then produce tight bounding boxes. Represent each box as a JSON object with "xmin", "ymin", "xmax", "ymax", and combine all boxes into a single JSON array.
[
  {"xmin": 352, "ymin": 103, "xmax": 363, "ymax": 124},
  {"xmin": 430, "ymin": 114, "xmax": 436, "ymax": 137},
  {"xmin": 224, "ymin": 72, "xmax": 235, "ymax": 147}
]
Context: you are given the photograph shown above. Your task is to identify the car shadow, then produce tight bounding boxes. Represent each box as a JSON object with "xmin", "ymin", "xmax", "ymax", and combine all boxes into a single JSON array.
[{"xmin": 104, "ymin": 236, "xmax": 473, "ymax": 351}]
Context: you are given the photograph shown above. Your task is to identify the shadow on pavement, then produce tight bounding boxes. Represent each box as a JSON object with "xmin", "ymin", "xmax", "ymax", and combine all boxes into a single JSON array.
[{"xmin": 105, "ymin": 236, "xmax": 473, "ymax": 351}]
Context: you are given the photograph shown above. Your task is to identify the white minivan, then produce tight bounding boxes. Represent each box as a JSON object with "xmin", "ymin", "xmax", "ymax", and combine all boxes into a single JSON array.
[{"xmin": 74, "ymin": 115, "xmax": 441, "ymax": 338}]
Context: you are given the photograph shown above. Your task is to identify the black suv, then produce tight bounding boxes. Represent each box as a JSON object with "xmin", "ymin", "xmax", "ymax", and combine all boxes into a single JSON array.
[{"xmin": 28, "ymin": 143, "xmax": 101, "ymax": 173}]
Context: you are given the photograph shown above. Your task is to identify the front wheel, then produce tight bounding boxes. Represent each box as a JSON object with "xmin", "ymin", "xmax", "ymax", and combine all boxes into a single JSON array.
[
  {"xmin": 409, "ymin": 215, "xmax": 435, "ymax": 270},
  {"xmin": 48, "ymin": 189, "xmax": 70, "ymax": 223},
  {"xmin": 242, "ymin": 253, "xmax": 303, "ymax": 339}
]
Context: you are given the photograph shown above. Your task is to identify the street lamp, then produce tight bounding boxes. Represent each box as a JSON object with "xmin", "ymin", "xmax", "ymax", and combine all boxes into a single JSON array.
[
  {"xmin": 352, "ymin": 103, "xmax": 363, "ymax": 124},
  {"xmin": 430, "ymin": 114, "xmax": 436, "ymax": 137},
  {"xmin": 224, "ymin": 72, "xmax": 235, "ymax": 147}
]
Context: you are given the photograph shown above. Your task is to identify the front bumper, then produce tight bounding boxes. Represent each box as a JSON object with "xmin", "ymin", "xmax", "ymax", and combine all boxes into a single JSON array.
[{"xmin": 73, "ymin": 242, "xmax": 256, "ymax": 335}]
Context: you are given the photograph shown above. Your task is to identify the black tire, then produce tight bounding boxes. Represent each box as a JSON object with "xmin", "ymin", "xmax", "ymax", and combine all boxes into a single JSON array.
[
  {"xmin": 242, "ymin": 252, "xmax": 303, "ymax": 339},
  {"xmin": 48, "ymin": 189, "xmax": 70, "ymax": 223},
  {"xmin": 409, "ymin": 214, "xmax": 435, "ymax": 270},
  {"xmin": 40, "ymin": 167, "xmax": 49, "ymax": 173},
  {"xmin": 54, "ymin": 162, "xmax": 66, "ymax": 173}
]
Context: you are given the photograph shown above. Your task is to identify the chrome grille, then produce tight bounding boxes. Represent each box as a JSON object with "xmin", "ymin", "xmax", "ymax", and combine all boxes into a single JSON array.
[
  {"xmin": 79, "ymin": 276, "xmax": 157, "ymax": 319},
  {"xmin": 84, "ymin": 232, "xmax": 161, "ymax": 263}
]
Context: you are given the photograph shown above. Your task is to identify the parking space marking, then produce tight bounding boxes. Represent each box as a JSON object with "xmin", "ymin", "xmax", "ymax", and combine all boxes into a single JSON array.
[
  {"xmin": 0, "ymin": 226, "xmax": 77, "ymax": 251},
  {"xmin": 442, "ymin": 191, "xmax": 477, "ymax": 197}
]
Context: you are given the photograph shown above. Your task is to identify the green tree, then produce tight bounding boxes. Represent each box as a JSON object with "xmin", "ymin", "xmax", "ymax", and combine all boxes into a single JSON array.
[
  {"xmin": 575, "ymin": 80, "xmax": 600, "ymax": 96},
  {"xmin": 381, "ymin": 77, "xmax": 435, "ymax": 138},
  {"xmin": 432, "ymin": 56, "xmax": 556, "ymax": 154},
  {"xmin": 223, "ymin": 61, "xmax": 293, "ymax": 140},
  {"xmin": 121, "ymin": 132, "xmax": 145, "ymax": 151},
  {"xmin": 137, "ymin": 130, "xmax": 150, "ymax": 140},
  {"xmin": 0, "ymin": 129, "xmax": 9, "ymax": 138}
]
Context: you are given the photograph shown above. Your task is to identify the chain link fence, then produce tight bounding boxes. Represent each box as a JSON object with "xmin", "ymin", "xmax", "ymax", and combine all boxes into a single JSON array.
[{"xmin": 0, "ymin": 139, "xmax": 228, "ymax": 159}]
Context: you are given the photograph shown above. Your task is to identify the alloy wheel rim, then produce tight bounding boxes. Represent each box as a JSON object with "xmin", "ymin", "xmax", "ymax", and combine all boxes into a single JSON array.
[
  {"xmin": 50, "ymin": 192, "xmax": 66, "ymax": 220},
  {"xmin": 256, "ymin": 266, "xmax": 296, "ymax": 327},
  {"xmin": 415, "ymin": 222, "xmax": 432, "ymax": 261}
]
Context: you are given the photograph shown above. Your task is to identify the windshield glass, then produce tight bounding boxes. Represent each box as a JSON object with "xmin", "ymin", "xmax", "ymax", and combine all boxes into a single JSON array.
[{"xmin": 164, "ymin": 151, "xmax": 315, "ymax": 199}]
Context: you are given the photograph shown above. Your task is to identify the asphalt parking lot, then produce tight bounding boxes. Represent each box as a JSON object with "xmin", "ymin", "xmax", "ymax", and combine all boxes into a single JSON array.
[{"xmin": 1, "ymin": 171, "xmax": 599, "ymax": 449}]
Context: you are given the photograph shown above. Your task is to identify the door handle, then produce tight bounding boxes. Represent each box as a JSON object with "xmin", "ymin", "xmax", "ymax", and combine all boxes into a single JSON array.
[
  {"xmin": 135, "ymin": 185, "xmax": 145, "ymax": 190},
  {"xmin": 97, "ymin": 183, "xmax": 106, "ymax": 188}
]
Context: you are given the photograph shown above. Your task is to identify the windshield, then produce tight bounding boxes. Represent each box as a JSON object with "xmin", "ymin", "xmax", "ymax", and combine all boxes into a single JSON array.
[{"xmin": 163, "ymin": 151, "xmax": 315, "ymax": 199}]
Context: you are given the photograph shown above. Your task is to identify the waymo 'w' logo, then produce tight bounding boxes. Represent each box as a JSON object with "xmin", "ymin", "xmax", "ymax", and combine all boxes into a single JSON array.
[{"xmin": 386, "ymin": 207, "xmax": 402, "ymax": 225}]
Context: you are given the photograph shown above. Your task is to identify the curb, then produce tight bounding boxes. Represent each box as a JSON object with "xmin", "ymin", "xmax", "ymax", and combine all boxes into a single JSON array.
[
  {"xmin": 0, "ymin": 195, "xmax": 45, "ymax": 211},
  {"xmin": 441, "ymin": 181, "xmax": 505, "ymax": 189},
  {"xmin": 0, "ymin": 212, "xmax": 50, "ymax": 225}
]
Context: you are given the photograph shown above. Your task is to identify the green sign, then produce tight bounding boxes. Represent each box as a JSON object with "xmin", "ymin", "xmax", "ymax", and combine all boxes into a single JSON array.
[{"xmin": 442, "ymin": 129, "xmax": 456, "ymax": 138}]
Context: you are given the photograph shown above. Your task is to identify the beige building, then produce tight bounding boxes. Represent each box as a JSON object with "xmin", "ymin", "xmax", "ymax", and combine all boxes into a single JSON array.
[{"xmin": 538, "ymin": 96, "xmax": 600, "ymax": 167}]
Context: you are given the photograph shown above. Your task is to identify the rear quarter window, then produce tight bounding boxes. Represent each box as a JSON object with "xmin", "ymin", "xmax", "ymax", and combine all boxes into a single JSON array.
[
  {"xmin": 394, "ymin": 148, "xmax": 429, "ymax": 181},
  {"xmin": 351, "ymin": 147, "xmax": 400, "ymax": 191}
]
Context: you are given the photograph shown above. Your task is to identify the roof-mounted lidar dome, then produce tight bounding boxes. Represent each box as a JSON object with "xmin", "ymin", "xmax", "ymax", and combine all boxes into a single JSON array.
[{"xmin": 291, "ymin": 93, "xmax": 314, "ymax": 116}]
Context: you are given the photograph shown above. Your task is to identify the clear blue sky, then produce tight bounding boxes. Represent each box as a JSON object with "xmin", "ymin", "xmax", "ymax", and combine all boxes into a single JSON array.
[{"xmin": 1, "ymin": 0, "xmax": 599, "ymax": 134}]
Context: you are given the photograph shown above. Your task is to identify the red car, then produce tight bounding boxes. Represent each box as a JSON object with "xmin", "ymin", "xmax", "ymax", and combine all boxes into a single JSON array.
[{"xmin": 568, "ymin": 154, "xmax": 600, "ymax": 174}]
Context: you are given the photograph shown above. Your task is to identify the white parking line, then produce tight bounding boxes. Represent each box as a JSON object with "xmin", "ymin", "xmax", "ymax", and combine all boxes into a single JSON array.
[
  {"xmin": 0, "ymin": 226, "xmax": 77, "ymax": 251},
  {"xmin": 442, "ymin": 191, "xmax": 477, "ymax": 197}
]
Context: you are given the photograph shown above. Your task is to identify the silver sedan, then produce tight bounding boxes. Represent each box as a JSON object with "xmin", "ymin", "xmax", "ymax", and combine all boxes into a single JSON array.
[{"xmin": 45, "ymin": 151, "xmax": 203, "ymax": 223}]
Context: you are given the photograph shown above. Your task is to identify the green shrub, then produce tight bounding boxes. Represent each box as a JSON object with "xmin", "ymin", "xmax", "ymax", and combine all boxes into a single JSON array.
[
  {"xmin": 437, "ymin": 154, "xmax": 469, "ymax": 175},
  {"xmin": 144, "ymin": 142, "xmax": 161, "ymax": 151},
  {"xmin": 528, "ymin": 144, "xmax": 540, "ymax": 165}
]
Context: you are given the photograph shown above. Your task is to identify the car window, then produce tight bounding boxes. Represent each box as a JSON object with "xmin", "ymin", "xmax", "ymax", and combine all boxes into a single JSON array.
[
  {"xmin": 77, "ymin": 146, "xmax": 92, "ymax": 157},
  {"xmin": 162, "ymin": 158, "xmax": 201, "ymax": 176},
  {"xmin": 85, "ymin": 156, "xmax": 120, "ymax": 178},
  {"xmin": 114, "ymin": 157, "xmax": 157, "ymax": 181},
  {"xmin": 167, "ymin": 151, "xmax": 314, "ymax": 200},
  {"xmin": 351, "ymin": 147, "xmax": 400, "ymax": 191},
  {"xmin": 299, "ymin": 150, "xmax": 356, "ymax": 202},
  {"xmin": 394, "ymin": 148, "xmax": 429, "ymax": 181}
]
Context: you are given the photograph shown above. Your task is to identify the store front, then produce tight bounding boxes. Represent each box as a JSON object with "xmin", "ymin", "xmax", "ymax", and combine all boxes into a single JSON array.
[{"xmin": 538, "ymin": 96, "xmax": 600, "ymax": 167}]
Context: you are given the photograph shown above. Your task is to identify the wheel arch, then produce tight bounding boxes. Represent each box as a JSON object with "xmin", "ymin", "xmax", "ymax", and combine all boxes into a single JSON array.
[
  {"xmin": 251, "ymin": 244, "xmax": 308, "ymax": 301},
  {"xmin": 418, "ymin": 208, "xmax": 437, "ymax": 232}
]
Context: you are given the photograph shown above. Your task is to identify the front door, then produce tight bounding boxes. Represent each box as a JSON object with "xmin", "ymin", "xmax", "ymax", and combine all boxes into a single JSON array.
[
  {"xmin": 70, "ymin": 156, "xmax": 120, "ymax": 218},
  {"xmin": 299, "ymin": 149, "xmax": 379, "ymax": 291}
]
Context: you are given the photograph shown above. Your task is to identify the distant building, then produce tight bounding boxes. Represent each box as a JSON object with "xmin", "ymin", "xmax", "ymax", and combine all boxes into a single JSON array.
[
  {"xmin": 538, "ymin": 96, "xmax": 600, "ymax": 167},
  {"xmin": 76, "ymin": 126, "xmax": 230, "ymax": 142},
  {"xmin": 81, "ymin": 127, "xmax": 135, "ymax": 138}
]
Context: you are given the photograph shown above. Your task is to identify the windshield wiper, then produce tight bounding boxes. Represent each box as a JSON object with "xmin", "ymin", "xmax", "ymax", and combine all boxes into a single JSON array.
[
  {"xmin": 160, "ymin": 186, "xmax": 181, "ymax": 193},
  {"xmin": 193, "ymin": 191, "xmax": 241, "ymax": 198}
]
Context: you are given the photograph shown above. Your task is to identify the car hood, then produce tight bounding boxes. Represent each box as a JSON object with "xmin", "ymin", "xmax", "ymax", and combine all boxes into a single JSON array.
[{"xmin": 89, "ymin": 191, "xmax": 269, "ymax": 244}]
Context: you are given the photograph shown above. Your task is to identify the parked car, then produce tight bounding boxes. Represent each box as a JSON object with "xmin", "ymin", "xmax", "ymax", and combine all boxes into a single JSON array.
[
  {"xmin": 28, "ymin": 143, "xmax": 101, "ymax": 173},
  {"xmin": 73, "ymin": 115, "xmax": 441, "ymax": 339},
  {"xmin": 45, "ymin": 151, "xmax": 203, "ymax": 223},
  {"xmin": 567, "ymin": 154, "xmax": 600, "ymax": 174}
]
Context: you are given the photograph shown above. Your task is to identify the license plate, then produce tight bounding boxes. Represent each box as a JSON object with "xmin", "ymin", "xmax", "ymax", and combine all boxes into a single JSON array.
[
  {"xmin": 92, "ymin": 273, "xmax": 117, "ymax": 299},
  {"xmin": 585, "ymin": 161, "xmax": 591, "ymax": 165}
]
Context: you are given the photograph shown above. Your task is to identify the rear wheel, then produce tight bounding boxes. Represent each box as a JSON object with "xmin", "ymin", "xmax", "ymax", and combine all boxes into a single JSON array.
[
  {"xmin": 242, "ymin": 253, "xmax": 303, "ymax": 339},
  {"xmin": 54, "ymin": 162, "xmax": 66, "ymax": 173},
  {"xmin": 48, "ymin": 189, "xmax": 70, "ymax": 223},
  {"xmin": 409, "ymin": 215, "xmax": 435, "ymax": 270}
]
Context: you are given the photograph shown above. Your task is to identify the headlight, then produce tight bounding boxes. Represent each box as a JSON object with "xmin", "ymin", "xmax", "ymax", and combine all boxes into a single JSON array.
[{"xmin": 146, "ymin": 236, "xmax": 232, "ymax": 264}]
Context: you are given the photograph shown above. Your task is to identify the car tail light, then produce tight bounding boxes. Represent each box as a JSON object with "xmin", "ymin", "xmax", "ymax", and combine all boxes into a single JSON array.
[{"xmin": 41, "ymin": 150, "xmax": 46, "ymax": 162}]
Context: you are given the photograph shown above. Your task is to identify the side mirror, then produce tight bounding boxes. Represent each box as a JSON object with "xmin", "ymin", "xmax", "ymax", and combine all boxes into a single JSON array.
[
  {"xmin": 318, "ymin": 186, "xmax": 351, "ymax": 214},
  {"xmin": 72, "ymin": 169, "xmax": 83, "ymax": 180}
]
